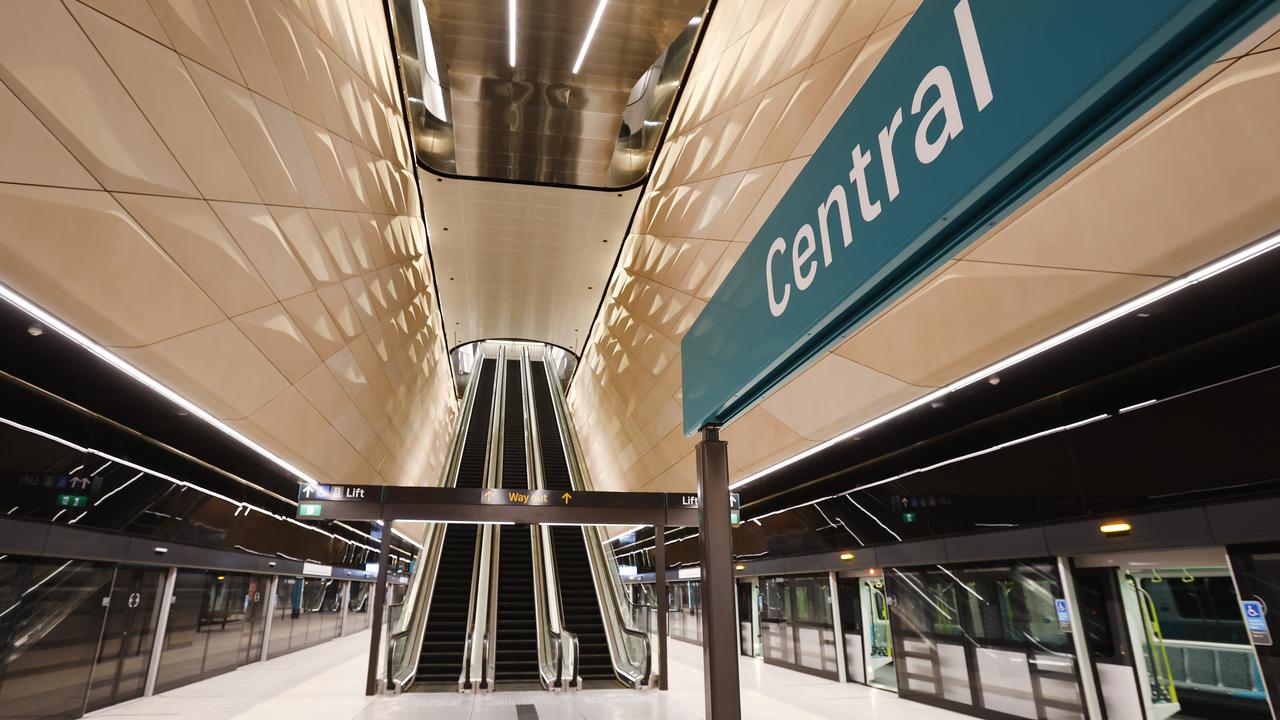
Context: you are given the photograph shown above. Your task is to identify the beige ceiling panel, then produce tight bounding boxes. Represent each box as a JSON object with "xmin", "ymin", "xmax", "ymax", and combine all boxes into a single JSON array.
[
  {"xmin": 72, "ymin": 2, "xmax": 261, "ymax": 203},
  {"xmin": 883, "ymin": 0, "xmax": 923, "ymax": 27},
  {"xmin": 78, "ymin": 0, "xmax": 172, "ymax": 46},
  {"xmin": 232, "ymin": 303, "xmax": 321, "ymax": 383},
  {"xmin": 0, "ymin": 1, "xmax": 195, "ymax": 196},
  {"xmin": 282, "ymin": 290, "xmax": 344, "ymax": 358},
  {"xmin": 332, "ymin": 403, "xmax": 382, "ymax": 459},
  {"xmin": 301, "ymin": 122, "xmax": 355, "ymax": 211},
  {"xmin": 793, "ymin": 31, "xmax": 894, "ymax": 159},
  {"xmin": 761, "ymin": 353, "xmax": 927, "ymax": 442},
  {"xmin": 730, "ymin": 158, "xmax": 806, "ymax": 245},
  {"xmin": 209, "ymin": 201, "xmax": 313, "ymax": 300},
  {"xmin": 705, "ymin": 96, "xmax": 763, "ymax": 179},
  {"xmin": 704, "ymin": 164, "xmax": 781, "ymax": 241},
  {"xmin": 146, "ymin": 0, "xmax": 244, "ymax": 83},
  {"xmin": 114, "ymin": 193, "xmax": 275, "ymax": 317},
  {"xmin": 0, "ymin": 182, "xmax": 221, "ymax": 347},
  {"xmin": 765, "ymin": 0, "xmax": 845, "ymax": 89},
  {"xmin": 837, "ymin": 260, "xmax": 1162, "ymax": 388},
  {"xmin": 338, "ymin": 213, "xmax": 374, "ymax": 271},
  {"xmin": 325, "ymin": 345, "xmax": 371, "ymax": 400},
  {"xmin": 307, "ymin": 209, "xmax": 358, "ymax": 277},
  {"xmin": 295, "ymin": 362, "xmax": 353, "ymax": 422},
  {"xmin": 1256, "ymin": 30, "xmax": 1280, "ymax": 53},
  {"xmin": 270, "ymin": 206, "xmax": 339, "ymax": 284},
  {"xmin": 254, "ymin": 94, "xmax": 332, "ymax": 208},
  {"xmin": 116, "ymin": 319, "xmax": 287, "ymax": 420},
  {"xmin": 252, "ymin": 0, "xmax": 321, "ymax": 123},
  {"xmin": 721, "ymin": 406, "xmax": 810, "ymax": 481},
  {"xmin": 207, "ymin": 0, "xmax": 291, "ymax": 107},
  {"xmin": 968, "ymin": 50, "xmax": 1280, "ymax": 278},
  {"xmin": 755, "ymin": 42, "xmax": 860, "ymax": 167},
  {"xmin": 185, "ymin": 58, "xmax": 302, "ymax": 206},
  {"xmin": 725, "ymin": 73, "xmax": 803, "ymax": 174},
  {"xmin": 677, "ymin": 240, "xmax": 728, "ymax": 294},
  {"xmin": 317, "ymin": 282, "xmax": 361, "ymax": 340},
  {"xmin": 231, "ymin": 386, "xmax": 377, "ymax": 485},
  {"xmin": 298, "ymin": 33, "xmax": 349, "ymax": 132},
  {"xmin": 818, "ymin": 0, "xmax": 894, "ymax": 61},
  {"xmin": 0, "ymin": 80, "xmax": 98, "ymax": 189}
]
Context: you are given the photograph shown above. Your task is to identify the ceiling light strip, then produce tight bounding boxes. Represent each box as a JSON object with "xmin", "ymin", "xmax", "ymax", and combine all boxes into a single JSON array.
[
  {"xmin": 729, "ymin": 231, "xmax": 1280, "ymax": 492},
  {"xmin": 0, "ymin": 281, "xmax": 322, "ymax": 486},
  {"xmin": 572, "ymin": 0, "xmax": 609, "ymax": 74},
  {"xmin": 0, "ymin": 414, "xmax": 385, "ymax": 555},
  {"xmin": 507, "ymin": 0, "xmax": 517, "ymax": 67},
  {"xmin": 744, "ymin": 412, "xmax": 1112, "ymax": 525}
]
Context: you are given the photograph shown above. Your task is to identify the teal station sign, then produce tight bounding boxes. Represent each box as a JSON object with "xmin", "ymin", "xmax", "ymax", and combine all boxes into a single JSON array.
[{"xmin": 681, "ymin": 0, "xmax": 1278, "ymax": 434}]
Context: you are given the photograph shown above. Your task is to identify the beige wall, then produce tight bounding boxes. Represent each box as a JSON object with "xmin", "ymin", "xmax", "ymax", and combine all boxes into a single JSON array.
[
  {"xmin": 0, "ymin": 0, "xmax": 457, "ymax": 488},
  {"xmin": 567, "ymin": 0, "xmax": 1280, "ymax": 495}
]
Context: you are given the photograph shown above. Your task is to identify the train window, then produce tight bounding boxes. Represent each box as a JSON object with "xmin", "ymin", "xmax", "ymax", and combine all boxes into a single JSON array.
[{"xmin": 1142, "ymin": 576, "xmax": 1249, "ymax": 645}]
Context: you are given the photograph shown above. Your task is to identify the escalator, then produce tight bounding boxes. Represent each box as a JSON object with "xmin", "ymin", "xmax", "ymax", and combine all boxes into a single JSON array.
[
  {"xmin": 493, "ymin": 360, "xmax": 540, "ymax": 684},
  {"xmin": 530, "ymin": 361, "xmax": 615, "ymax": 681},
  {"xmin": 414, "ymin": 358, "xmax": 495, "ymax": 685}
]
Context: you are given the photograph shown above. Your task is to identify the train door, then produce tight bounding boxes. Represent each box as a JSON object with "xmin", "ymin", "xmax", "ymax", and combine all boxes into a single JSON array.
[
  {"xmin": 860, "ymin": 575, "xmax": 896, "ymax": 691},
  {"xmin": 83, "ymin": 565, "xmax": 166, "ymax": 713},
  {"xmin": 836, "ymin": 576, "xmax": 865, "ymax": 684},
  {"xmin": 1077, "ymin": 548, "xmax": 1274, "ymax": 720}
]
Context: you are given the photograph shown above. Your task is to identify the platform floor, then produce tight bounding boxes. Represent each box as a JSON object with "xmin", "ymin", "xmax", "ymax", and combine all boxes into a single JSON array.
[{"xmin": 88, "ymin": 629, "xmax": 968, "ymax": 720}]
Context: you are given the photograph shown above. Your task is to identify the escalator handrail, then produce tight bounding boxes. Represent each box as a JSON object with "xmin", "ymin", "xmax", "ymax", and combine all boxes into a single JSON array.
[
  {"xmin": 536, "ymin": 359, "xmax": 652, "ymax": 688},
  {"xmin": 389, "ymin": 350, "xmax": 492, "ymax": 691},
  {"xmin": 459, "ymin": 521, "xmax": 486, "ymax": 691},
  {"xmin": 478, "ymin": 350, "xmax": 508, "ymax": 689}
]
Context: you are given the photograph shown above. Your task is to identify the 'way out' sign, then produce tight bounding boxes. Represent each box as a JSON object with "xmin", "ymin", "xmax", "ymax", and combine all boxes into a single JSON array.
[{"xmin": 680, "ymin": 0, "xmax": 1277, "ymax": 434}]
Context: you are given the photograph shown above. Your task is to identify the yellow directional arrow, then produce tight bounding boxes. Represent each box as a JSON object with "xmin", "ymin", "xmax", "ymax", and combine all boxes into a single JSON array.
[
  {"xmin": 561, "ymin": 492, "xmax": 573, "ymax": 504},
  {"xmin": 483, "ymin": 489, "xmax": 495, "ymax": 501}
]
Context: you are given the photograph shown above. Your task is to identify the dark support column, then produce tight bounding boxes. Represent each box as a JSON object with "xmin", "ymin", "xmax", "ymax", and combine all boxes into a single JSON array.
[
  {"xmin": 696, "ymin": 425, "xmax": 741, "ymax": 720},
  {"xmin": 366, "ymin": 520, "xmax": 392, "ymax": 696},
  {"xmin": 655, "ymin": 522, "xmax": 669, "ymax": 691}
]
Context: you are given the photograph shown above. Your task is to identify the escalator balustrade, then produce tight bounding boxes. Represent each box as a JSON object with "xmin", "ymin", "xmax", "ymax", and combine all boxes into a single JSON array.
[
  {"xmin": 414, "ymin": 358, "xmax": 495, "ymax": 685},
  {"xmin": 531, "ymin": 361, "xmax": 615, "ymax": 681}
]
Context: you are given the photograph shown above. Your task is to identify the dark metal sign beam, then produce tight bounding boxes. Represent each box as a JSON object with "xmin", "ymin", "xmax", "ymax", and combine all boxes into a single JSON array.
[{"xmin": 295, "ymin": 483, "xmax": 734, "ymax": 527}]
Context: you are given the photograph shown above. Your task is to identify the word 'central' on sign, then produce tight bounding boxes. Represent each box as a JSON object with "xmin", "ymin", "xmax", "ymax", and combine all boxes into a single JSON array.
[{"xmin": 766, "ymin": 0, "xmax": 990, "ymax": 318}]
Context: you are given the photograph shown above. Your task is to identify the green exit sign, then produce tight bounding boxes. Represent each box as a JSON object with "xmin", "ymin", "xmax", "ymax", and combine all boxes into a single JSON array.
[
  {"xmin": 902, "ymin": 511, "xmax": 917, "ymax": 523},
  {"xmin": 57, "ymin": 494, "xmax": 88, "ymax": 508},
  {"xmin": 298, "ymin": 503, "xmax": 322, "ymax": 518}
]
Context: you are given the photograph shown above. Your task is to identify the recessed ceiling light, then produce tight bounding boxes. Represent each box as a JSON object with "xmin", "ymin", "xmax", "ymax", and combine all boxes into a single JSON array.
[
  {"xmin": 26, "ymin": 325, "xmax": 43, "ymax": 337},
  {"xmin": 987, "ymin": 376, "xmax": 1000, "ymax": 385}
]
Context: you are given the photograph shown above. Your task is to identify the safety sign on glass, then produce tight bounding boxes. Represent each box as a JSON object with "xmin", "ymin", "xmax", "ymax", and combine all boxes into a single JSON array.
[
  {"xmin": 1242, "ymin": 600, "xmax": 1272, "ymax": 646},
  {"xmin": 1055, "ymin": 598, "xmax": 1071, "ymax": 634}
]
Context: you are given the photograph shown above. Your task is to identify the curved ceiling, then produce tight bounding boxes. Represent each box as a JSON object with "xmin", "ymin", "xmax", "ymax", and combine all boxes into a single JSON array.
[{"xmin": 422, "ymin": 170, "xmax": 641, "ymax": 353}]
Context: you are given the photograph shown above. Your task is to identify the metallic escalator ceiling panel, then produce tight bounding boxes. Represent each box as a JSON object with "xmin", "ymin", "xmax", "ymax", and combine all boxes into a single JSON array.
[{"xmin": 401, "ymin": 0, "xmax": 707, "ymax": 186}]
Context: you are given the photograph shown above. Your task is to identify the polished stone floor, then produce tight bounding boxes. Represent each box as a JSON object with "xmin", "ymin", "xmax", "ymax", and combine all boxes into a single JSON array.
[{"xmin": 88, "ymin": 629, "xmax": 969, "ymax": 720}]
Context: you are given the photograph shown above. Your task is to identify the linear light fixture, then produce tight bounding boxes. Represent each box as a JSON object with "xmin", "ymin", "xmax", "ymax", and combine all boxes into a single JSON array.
[
  {"xmin": 572, "ymin": 0, "xmax": 609, "ymax": 74},
  {"xmin": 508, "ymin": 0, "xmax": 517, "ymax": 67},
  {"xmin": 0, "ymin": 281, "xmax": 322, "ymax": 486},
  {"xmin": 729, "ymin": 230, "xmax": 1280, "ymax": 492},
  {"xmin": 0, "ymin": 415, "xmax": 386, "ymax": 556}
]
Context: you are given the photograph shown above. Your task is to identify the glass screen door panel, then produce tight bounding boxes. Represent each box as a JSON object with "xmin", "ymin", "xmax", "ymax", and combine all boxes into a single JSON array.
[
  {"xmin": 861, "ymin": 577, "xmax": 896, "ymax": 691},
  {"xmin": 84, "ymin": 565, "xmax": 166, "ymax": 713}
]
